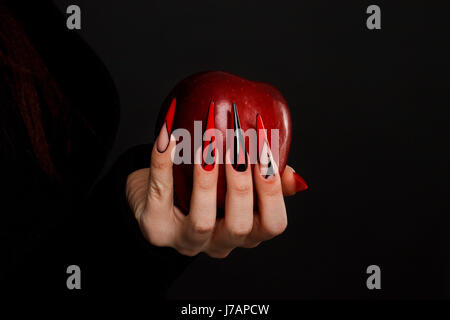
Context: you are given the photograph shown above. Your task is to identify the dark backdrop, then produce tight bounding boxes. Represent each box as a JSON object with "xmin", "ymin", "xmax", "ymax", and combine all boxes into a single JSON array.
[{"xmin": 53, "ymin": 0, "xmax": 449, "ymax": 299}]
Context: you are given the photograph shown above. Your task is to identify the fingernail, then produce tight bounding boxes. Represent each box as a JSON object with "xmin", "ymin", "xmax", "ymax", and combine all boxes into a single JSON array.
[
  {"xmin": 202, "ymin": 100, "xmax": 215, "ymax": 171},
  {"xmin": 157, "ymin": 98, "xmax": 176, "ymax": 153},
  {"xmin": 257, "ymin": 114, "xmax": 277, "ymax": 179},
  {"xmin": 232, "ymin": 102, "xmax": 247, "ymax": 172},
  {"xmin": 293, "ymin": 172, "xmax": 308, "ymax": 192}
]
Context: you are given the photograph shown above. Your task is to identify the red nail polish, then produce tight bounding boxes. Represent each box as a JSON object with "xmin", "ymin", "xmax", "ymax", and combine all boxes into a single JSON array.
[
  {"xmin": 202, "ymin": 100, "xmax": 215, "ymax": 171},
  {"xmin": 293, "ymin": 172, "xmax": 308, "ymax": 192},
  {"xmin": 257, "ymin": 114, "xmax": 275, "ymax": 179},
  {"xmin": 232, "ymin": 102, "xmax": 247, "ymax": 172},
  {"xmin": 165, "ymin": 97, "xmax": 176, "ymax": 134},
  {"xmin": 157, "ymin": 98, "xmax": 176, "ymax": 153}
]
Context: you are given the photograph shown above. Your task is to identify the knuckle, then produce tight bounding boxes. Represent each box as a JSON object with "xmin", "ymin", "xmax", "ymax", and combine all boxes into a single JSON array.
[
  {"xmin": 148, "ymin": 183, "xmax": 163, "ymax": 201},
  {"xmin": 261, "ymin": 179, "xmax": 283, "ymax": 198},
  {"xmin": 176, "ymin": 247, "xmax": 201, "ymax": 257},
  {"xmin": 148, "ymin": 179, "xmax": 171, "ymax": 202},
  {"xmin": 146, "ymin": 234, "xmax": 169, "ymax": 247},
  {"xmin": 151, "ymin": 156, "xmax": 171, "ymax": 171},
  {"xmin": 226, "ymin": 220, "xmax": 253, "ymax": 238},
  {"xmin": 139, "ymin": 213, "xmax": 174, "ymax": 247},
  {"xmin": 194, "ymin": 175, "xmax": 216, "ymax": 193},
  {"xmin": 191, "ymin": 219, "xmax": 215, "ymax": 235},
  {"xmin": 206, "ymin": 250, "xmax": 232, "ymax": 259},
  {"xmin": 230, "ymin": 181, "xmax": 252, "ymax": 196},
  {"xmin": 242, "ymin": 241, "xmax": 261, "ymax": 248},
  {"xmin": 262, "ymin": 216, "xmax": 288, "ymax": 238},
  {"xmin": 141, "ymin": 220, "xmax": 170, "ymax": 247}
]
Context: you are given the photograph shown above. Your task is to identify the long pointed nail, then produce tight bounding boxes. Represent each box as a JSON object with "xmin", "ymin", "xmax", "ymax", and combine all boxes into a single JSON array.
[
  {"xmin": 157, "ymin": 98, "xmax": 176, "ymax": 153},
  {"xmin": 257, "ymin": 114, "xmax": 276, "ymax": 179},
  {"xmin": 293, "ymin": 172, "xmax": 308, "ymax": 192},
  {"xmin": 202, "ymin": 100, "xmax": 215, "ymax": 171},
  {"xmin": 232, "ymin": 102, "xmax": 247, "ymax": 172}
]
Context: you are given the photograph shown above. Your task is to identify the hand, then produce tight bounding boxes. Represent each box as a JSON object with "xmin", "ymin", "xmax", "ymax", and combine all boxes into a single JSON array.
[{"xmin": 126, "ymin": 134, "xmax": 307, "ymax": 259}]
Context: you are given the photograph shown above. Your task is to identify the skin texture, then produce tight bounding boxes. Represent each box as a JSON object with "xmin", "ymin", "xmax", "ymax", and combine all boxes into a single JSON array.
[
  {"xmin": 126, "ymin": 137, "xmax": 301, "ymax": 258},
  {"xmin": 126, "ymin": 71, "xmax": 307, "ymax": 258},
  {"xmin": 156, "ymin": 71, "xmax": 292, "ymax": 213}
]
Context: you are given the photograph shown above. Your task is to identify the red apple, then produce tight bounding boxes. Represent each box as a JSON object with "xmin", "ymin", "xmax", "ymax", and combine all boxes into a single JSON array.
[{"xmin": 155, "ymin": 71, "xmax": 292, "ymax": 214}]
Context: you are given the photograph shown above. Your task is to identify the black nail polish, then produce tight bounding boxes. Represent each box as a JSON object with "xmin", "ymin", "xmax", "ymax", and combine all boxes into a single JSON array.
[{"xmin": 232, "ymin": 102, "xmax": 247, "ymax": 172}]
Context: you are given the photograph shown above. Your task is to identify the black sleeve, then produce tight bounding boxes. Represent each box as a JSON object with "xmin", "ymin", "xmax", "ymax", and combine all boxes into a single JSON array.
[{"xmin": 81, "ymin": 143, "xmax": 194, "ymax": 297}]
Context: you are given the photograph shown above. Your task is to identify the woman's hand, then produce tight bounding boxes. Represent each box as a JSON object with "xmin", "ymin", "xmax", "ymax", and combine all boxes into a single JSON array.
[{"xmin": 126, "ymin": 134, "xmax": 307, "ymax": 258}]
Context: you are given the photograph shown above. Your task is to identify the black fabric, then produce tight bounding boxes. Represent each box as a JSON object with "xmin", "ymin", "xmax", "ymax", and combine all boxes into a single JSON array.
[{"xmin": 0, "ymin": 0, "xmax": 192, "ymax": 298}]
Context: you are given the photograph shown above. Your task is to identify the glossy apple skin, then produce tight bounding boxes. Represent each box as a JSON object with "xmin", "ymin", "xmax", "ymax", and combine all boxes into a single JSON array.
[{"xmin": 155, "ymin": 71, "xmax": 292, "ymax": 214}]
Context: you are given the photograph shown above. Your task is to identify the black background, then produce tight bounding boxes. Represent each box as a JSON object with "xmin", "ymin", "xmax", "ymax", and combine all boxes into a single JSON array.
[{"xmin": 52, "ymin": 0, "xmax": 449, "ymax": 299}]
